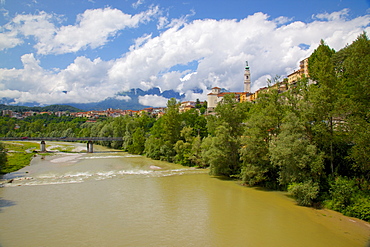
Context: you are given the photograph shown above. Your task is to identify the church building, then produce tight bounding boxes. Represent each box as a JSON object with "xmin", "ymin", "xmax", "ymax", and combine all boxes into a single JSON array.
[{"xmin": 207, "ymin": 61, "xmax": 251, "ymax": 113}]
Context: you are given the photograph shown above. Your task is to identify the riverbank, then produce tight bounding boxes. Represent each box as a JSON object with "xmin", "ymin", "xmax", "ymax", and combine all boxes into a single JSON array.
[{"xmin": 0, "ymin": 141, "xmax": 114, "ymax": 183}]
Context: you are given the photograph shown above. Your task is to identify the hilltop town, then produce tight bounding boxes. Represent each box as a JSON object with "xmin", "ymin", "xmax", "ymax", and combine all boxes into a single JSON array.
[{"xmin": 207, "ymin": 58, "xmax": 312, "ymax": 113}]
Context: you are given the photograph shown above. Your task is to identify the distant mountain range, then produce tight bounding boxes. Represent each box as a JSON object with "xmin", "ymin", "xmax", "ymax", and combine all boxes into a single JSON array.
[
  {"xmin": 0, "ymin": 87, "xmax": 191, "ymax": 112},
  {"xmin": 68, "ymin": 87, "xmax": 186, "ymax": 111}
]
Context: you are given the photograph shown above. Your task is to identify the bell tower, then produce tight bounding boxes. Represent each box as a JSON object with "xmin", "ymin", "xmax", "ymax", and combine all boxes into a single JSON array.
[{"xmin": 244, "ymin": 61, "xmax": 251, "ymax": 93}]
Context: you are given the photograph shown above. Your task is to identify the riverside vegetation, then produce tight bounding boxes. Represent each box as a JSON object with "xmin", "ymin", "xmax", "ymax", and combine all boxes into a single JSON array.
[{"xmin": 0, "ymin": 33, "xmax": 369, "ymax": 222}]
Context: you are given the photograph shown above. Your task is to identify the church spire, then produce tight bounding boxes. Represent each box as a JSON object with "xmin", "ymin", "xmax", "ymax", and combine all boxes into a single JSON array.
[{"xmin": 244, "ymin": 61, "xmax": 251, "ymax": 93}]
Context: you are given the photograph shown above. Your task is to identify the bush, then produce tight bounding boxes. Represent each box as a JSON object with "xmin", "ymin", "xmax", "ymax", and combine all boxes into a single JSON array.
[
  {"xmin": 327, "ymin": 176, "xmax": 358, "ymax": 211},
  {"xmin": 345, "ymin": 197, "xmax": 370, "ymax": 222},
  {"xmin": 325, "ymin": 177, "xmax": 370, "ymax": 222},
  {"xmin": 288, "ymin": 180, "xmax": 319, "ymax": 206}
]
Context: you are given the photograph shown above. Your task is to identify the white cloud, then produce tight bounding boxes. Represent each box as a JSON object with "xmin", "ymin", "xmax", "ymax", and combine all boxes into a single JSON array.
[
  {"xmin": 132, "ymin": 0, "xmax": 144, "ymax": 9},
  {"xmin": 0, "ymin": 9, "xmax": 369, "ymax": 106},
  {"xmin": 138, "ymin": 95, "xmax": 168, "ymax": 107},
  {"xmin": 313, "ymin": 8, "xmax": 350, "ymax": 21},
  {"xmin": 0, "ymin": 30, "xmax": 23, "ymax": 50},
  {"xmin": 0, "ymin": 6, "xmax": 159, "ymax": 54},
  {"xmin": 0, "ymin": 53, "xmax": 116, "ymax": 105},
  {"xmin": 157, "ymin": 16, "xmax": 169, "ymax": 29},
  {"xmin": 115, "ymin": 95, "xmax": 131, "ymax": 101}
]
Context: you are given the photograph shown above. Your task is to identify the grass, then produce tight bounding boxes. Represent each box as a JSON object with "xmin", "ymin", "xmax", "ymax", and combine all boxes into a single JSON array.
[{"xmin": 1, "ymin": 142, "xmax": 47, "ymax": 174}]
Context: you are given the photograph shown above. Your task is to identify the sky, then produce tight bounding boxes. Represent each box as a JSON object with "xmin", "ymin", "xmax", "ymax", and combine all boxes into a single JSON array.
[{"xmin": 0, "ymin": 0, "xmax": 369, "ymax": 107}]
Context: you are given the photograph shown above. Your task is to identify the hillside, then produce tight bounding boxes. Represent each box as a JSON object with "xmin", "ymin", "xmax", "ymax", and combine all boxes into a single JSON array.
[{"xmin": 0, "ymin": 104, "xmax": 83, "ymax": 112}]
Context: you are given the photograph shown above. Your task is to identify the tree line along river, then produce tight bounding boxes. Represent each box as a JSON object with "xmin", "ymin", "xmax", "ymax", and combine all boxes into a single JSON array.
[{"xmin": 0, "ymin": 141, "xmax": 369, "ymax": 246}]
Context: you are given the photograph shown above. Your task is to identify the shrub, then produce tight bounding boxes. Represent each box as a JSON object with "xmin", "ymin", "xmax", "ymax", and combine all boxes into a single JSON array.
[
  {"xmin": 345, "ymin": 197, "xmax": 370, "ymax": 222},
  {"xmin": 326, "ymin": 177, "xmax": 370, "ymax": 222},
  {"xmin": 327, "ymin": 176, "xmax": 358, "ymax": 211},
  {"xmin": 288, "ymin": 180, "xmax": 319, "ymax": 206}
]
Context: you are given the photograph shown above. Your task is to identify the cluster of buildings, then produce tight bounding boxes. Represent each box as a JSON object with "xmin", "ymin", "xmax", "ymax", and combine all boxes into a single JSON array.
[
  {"xmin": 1, "ymin": 110, "xmax": 75, "ymax": 119},
  {"xmin": 70, "ymin": 107, "xmax": 167, "ymax": 119},
  {"xmin": 1, "ymin": 107, "xmax": 168, "ymax": 120},
  {"xmin": 207, "ymin": 58, "xmax": 311, "ymax": 113}
]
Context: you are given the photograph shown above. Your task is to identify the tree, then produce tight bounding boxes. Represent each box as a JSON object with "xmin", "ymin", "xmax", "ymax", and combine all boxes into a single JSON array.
[
  {"xmin": 162, "ymin": 98, "xmax": 181, "ymax": 145},
  {"xmin": 128, "ymin": 127, "xmax": 146, "ymax": 154},
  {"xmin": 308, "ymin": 40, "xmax": 338, "ymax": 174},
  {"xmin": 144, "ymin": 135, "xmax": 164, "ymax": 160},
  {"xmin": 205, "ymin": 94, "xmax": 250, "ymax": 177},
  {"xmin": 269, "ymin": 113, "xmax": 324, "ymax": 186},
  {"xmin": 239, "ymin": 85, "xmax": 285, "ymax": 188},
  {"xmin": 174, "ymin": 127, "xmax": 194, "ymax": 166},
  {"xmin": 157, "ymin": 98, "xmax": 182, "ymax": 161},
  {"xmin": 189, "ymin": 135, "xmax": 206, "ymax": 167},
  {"xmin": 208, "ymin": 124, "xmax": 240, "ymax": 176},
  {"xmin": 334, "ymin": 33, "xmax": 370, "ymax": 179}
]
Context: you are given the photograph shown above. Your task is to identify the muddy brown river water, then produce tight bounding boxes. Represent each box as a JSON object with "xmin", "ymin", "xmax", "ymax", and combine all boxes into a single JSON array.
[{"xmin": 0, "ymin": 142, "xmax": 369, "ymax": 246}]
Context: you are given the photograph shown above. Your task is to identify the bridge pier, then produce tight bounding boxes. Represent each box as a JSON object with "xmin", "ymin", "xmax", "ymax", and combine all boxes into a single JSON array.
[
  {"xmin": 87, "ymin": 141, "xmax": 94, "ymax": 153},
  {"xmin": 40, "ymin": 140, "xmax": 46, "ymax": 152}
]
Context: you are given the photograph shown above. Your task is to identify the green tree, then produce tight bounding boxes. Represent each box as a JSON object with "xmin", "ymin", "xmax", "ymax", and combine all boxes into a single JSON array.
[
  {"xmin": 334, "ymin": 33, "xmax": 370, "ymax": 178},
  {"xmin": 205, "ymin": 124, "xmax": 240, "ymax": 176},
  {"xmin": 174, "ymin": 127, "xmax": 194, "ymax": 166},
  {"xmin": 144, "ymin": 135, "xmax": 165, "ymax": 160},
  {"xmin": 307, "ymin": 40, "xmax": 339, "ymax": 174},
  {"xmin": 269, "ymin": 113, "xmax": 324, "ymax": 186},
  {"xmin": 240, "ymin": 85, "xmax": 284, "ymax": 188},
  {"xmin": 189, "ymin": 135, "xmax": 206, "ymax": 167},
  {"xmin": 206, "ymin": 94, "xmax": 250, "ymax": 177},
  {"xmin": 128, "ymin": 127, "xmax": 145, "ymax": 154},
  {"xmin": 162, "ymin": 98, "xmax": 181, "ymax": 146},
  {"xmin": 151, "ymin": 98, "xmax": 181, "ymax": 161}
]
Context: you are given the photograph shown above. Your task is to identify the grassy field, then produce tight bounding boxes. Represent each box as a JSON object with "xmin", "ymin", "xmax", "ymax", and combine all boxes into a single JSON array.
[{"xmin": 1, "ymin": 142, "xmax": 41, "ymax": 174}]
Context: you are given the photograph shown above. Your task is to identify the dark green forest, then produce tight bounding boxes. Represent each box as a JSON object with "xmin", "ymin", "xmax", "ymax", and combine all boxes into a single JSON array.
[
  {"xmin": 0, "ymin": 33, "xmax": 369, "ymax": 221},
  {"xmin": 0, "ymin": 104, "xmax": 82, "ymax": 113}
]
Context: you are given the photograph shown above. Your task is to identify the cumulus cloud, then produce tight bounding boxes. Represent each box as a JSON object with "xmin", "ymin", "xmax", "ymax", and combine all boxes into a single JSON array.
[
  {"xmin": 0, "ymin": 53, "xmax": 115, "ymax": 105},
  {"xmin": 0, "ymin": 9, "xmax": 369, "ymax": 106},
  {"xmin": 0, "ymin": 6, "xmax": 159, "ymax": 54},
  {"xmin": 138, "ymin": 95, "xmax": 169, "ymax": 107},
  {"xmin": 109, "ymin": 10, "xmax": 370, "ymax": 97}
]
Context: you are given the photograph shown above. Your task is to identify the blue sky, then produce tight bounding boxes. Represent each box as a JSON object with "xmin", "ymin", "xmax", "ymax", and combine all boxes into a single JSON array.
[{"xmin": 0, "ymin": 0, "xmax": 369, "ymax": 106}]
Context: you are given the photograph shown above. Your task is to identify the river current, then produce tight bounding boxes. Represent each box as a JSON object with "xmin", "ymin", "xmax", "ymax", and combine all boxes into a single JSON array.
[{"xmin": 0, "ymin": 142, "xmax": 369, "ymax": 246}]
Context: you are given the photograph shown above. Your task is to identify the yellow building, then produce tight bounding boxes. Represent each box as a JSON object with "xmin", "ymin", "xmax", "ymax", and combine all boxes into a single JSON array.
[{"xmin": 287, "ymin": 58, "xmax": 309, "ymax": 85}]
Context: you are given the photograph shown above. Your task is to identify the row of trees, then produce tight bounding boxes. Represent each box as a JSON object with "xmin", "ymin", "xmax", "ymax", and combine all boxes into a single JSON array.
[{"xmin": 1, "ymin": 33, "xmax": 369, "ymax": 221}]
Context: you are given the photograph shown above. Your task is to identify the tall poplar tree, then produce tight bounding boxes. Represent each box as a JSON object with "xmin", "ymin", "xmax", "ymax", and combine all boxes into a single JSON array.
[{"xmin": 308, "ymin": 40, "xmax": 338, "ymax": 174}]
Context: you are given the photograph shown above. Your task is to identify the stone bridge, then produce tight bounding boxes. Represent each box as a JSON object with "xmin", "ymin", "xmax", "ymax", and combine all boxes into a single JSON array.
[{"xmin": 0, "ymin": 137, "xmax": 123, "ymax": 153}]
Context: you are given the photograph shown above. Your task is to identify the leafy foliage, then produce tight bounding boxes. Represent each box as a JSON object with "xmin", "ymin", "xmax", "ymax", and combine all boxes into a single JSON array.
[{"xmin": 288, "ymin": 181, "xmax": 320, "ymax": 207}]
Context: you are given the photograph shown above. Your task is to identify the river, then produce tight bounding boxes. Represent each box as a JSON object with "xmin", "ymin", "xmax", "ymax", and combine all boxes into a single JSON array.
[{"xmin": 0, "ymin": 142, "xmax": 369, "ymax": 246}]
